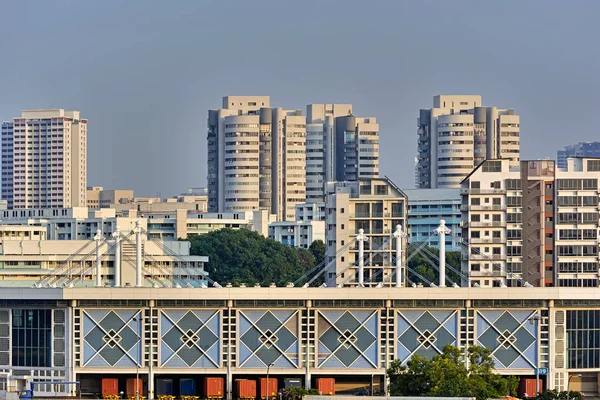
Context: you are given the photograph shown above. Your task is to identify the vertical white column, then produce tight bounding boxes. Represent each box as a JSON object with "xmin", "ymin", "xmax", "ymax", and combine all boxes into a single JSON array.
[
  {"xmin": 435, "ymin": 219, "xmax": 451, "ymax": 288},
  {"xmin": 356, "ymin": 228, "xmax": 369, "ymax": 286},
  {"xmin": 135, "ymin": 220, "xmax": 143, "ymax": 288},
  {"xmin": 113, "ymin": 227, "xmax": 121, "ymax": 287},
  {"xmin": 94, "ymin": 229, "xmax": 102, "ymax": 287},
  {"xmin": 393, "ymin": 224, "xmax": 407, "ymax": 288}
]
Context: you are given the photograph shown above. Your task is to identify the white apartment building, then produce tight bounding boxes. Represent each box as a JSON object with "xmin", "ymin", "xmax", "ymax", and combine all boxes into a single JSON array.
[
  {"xmin": 207, "ymin": 96, "xmax": 306, "ymax": 221},
  {"xmin": 417, "ymin": 95, "xmax": 520, "ymax": 188},
  {"xmin": 0, "ymin": 207, "xmax": 273, "ymax": 241},
  {"xmin": 305, "ymin": 104, "xmax": 353, "ymax": 203},
  {"xmin": 325, "ymin": 177, "xmax": 407, "ymax": 287},
  {"xmin": 460, "ymin": 158, "xmax": 600, "ymax": 288},
  {"xmin": 1, "ymin": 109, "xmax": 87, "ymax": 209},
  {"xmin": 295, "ymin": 202, "xmax": 326, "ymax": 222},
  {"xmin": 0, "ymin": 229, "xmax": 207, "ymax": 288},
  {"xmin": 268, "ymin": 202, "xmax": 326, "ymax": 248},
  {"xmin": 268, "ymin": 220, "xmax": 325, "ymax": 249}
]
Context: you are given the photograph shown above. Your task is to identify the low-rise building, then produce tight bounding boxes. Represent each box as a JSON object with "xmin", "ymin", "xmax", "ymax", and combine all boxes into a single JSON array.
[
  {"xmin": 113, "ymin": 195, "xmax": 208, "ymax": 215},
  {"xmin": 0, "ymin": 207, "xmax": 272, "ymax": 240},
  {"xmin": 403, "ymin": 188, "xmax": 461, "ymax": 250},
  {"xmin": 87, "ymin": 187, "xmax": 134, "ymax": 208},
  {"xmin": 0, "ymin": 225, "xmax": 207, "ymax": 288},
  {"xmin": 268, "ymin": 219, "xmax": 325, "ymax": 248},
  {"xmin": 325, "ymin": 177, "xmax": 408, "ymax": 287}
]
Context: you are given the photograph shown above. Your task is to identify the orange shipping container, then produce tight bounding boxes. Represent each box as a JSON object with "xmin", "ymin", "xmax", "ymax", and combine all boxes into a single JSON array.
[
  {"xmin": 203, "ymin": 377, "xmax": 224, "ymax": 399},
  {"xmin": 101, "ymin": 378, "xmax": 119, "ymax": 396},
  {"xmin": 236, "ymin": 379, "xmax": 257, "ymax": 400},
  {"xmin": 126, "ymin": 378, "xmax": 143, "ymax": 397},
  {"xmin": 316, "ymin": 378, "xmax": 335, "ymax": 396},
  {"xmin": 518, "ymin": 378, "xmax": 538, "ymax": 398},
  {"xmin": 259, "ymin": 378, "xmax": 278, "ymax": 399}
]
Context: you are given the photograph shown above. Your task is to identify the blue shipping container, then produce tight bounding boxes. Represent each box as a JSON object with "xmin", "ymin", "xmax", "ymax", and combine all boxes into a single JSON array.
[
  {"xmin": 157, "ymin": 379, "xmax": 173, "ymax": 396},
  {"xmin": 180, "ymin": 379, "xmax": 196, "ymax": 396}
]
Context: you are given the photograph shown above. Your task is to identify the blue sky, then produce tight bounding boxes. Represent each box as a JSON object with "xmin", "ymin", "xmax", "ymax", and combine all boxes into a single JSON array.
[{"xmin": 1, "ymin": 1, "xmax": 598, "ymax": 196}]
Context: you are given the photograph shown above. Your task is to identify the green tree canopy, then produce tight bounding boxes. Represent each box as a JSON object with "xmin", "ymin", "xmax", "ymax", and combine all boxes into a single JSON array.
[
  {"xmin": 407, "ymin": 245, "xmax": 462, "ymax": 285},
  {"xmin": 387, "ymin": 345, "xmax": 519, "ymax": 400},
  {"xmin": 186, "ymin": 228, "xmax": 318, "ymax": 286},
  {"xmin": 308, "ymin": 239, "xmax": 325, "ymax": 266}
]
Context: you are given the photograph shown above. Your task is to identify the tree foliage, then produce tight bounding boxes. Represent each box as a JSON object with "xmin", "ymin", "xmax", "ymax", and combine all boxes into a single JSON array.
[
  {"xmin": 187, "ymin": 228, "xmax": 320, "ymax": 286},
  {"xmin": 387, "ymin": 345, "xmax": 519, "ymax": 400},
  {"xmin": 533, "ymin": 389, "xmax": 583, "ymax": 400},
  {"xmin": 309, "ymin": 239, "xmax": 326, "ymax": 267},
  {"xmin": 407, "ymin": 245, "xmax": 462, "ymax": 285}
]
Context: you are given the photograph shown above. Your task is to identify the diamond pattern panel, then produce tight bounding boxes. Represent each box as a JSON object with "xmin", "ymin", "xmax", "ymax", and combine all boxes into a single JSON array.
[
  {"xmin": 238, "ymin": 310, "xmax": 299, "ymax": 368},
  {"xmin": 476, "ymin": 310, "xmax": 538, "ymax": 369},
  {"xmin": 397, "ymin": 310, "xmax": 458, "ymax": 364},
  {"xmin": 82, "ymin": 309, "xmax": 142, "ymax": 367},
  {"xmin": 160, "ymin": 310, "xmax": 220, "ymax": 368},
  {"xmin": 318, "ymin": 310, "xmax": 377, "ymax": 369}
]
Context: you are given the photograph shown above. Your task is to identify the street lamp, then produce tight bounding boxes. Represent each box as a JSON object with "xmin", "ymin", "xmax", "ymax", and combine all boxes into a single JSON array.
[
  {"xmin": 528, "ymin": 312, "xmax": 543, "ymax": 395},
  {"xmin": 133, "ymin": 317, "xmax": 142, "ymax": 400},
  {"xmin": 266, "ymin": 362, "xmax": 275, "ymax": 400}
]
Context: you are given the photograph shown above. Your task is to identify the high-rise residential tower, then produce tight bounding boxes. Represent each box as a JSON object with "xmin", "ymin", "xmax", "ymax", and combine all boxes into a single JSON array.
[
  {"xmin": 416, "ymin": 95, "xmax": 520, "ymax": 189},
  {"xmin": 1, "ymin": 109, "xmax": 87, "ymax": 209},
  {"xmin": 207, "ymin": 96, "xmax": 306, "ymax": 221},
  {"xmin": 305, "ymin": 104, "xmax": 352, "ymax": 203},
  {"xmin": 305, "ymin": 104, "xmax": 379, "ymax": 203},
  {"xmin": 557, "ymin": 141, "xmax": 600, "ymax": 169}
]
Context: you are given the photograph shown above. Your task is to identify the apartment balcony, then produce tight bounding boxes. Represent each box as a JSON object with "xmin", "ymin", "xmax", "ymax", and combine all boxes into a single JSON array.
[
  {"xmin": 471, "ymin": 270, "xmax": 505, "ymax": 278},
  {"xmin": 461, "ymin": 205, "xmax": 506, "ymax": 212},
  {"xmin": 469, "ymin": 238, "xmax": 504, "ymax": 244},
  {"xmin": 468, "ymin": 221, "xmax": 504, "ymax": 228},
  {"xmin": 461, "ymin": 188, "xmax": 506, "ymax": 195}
]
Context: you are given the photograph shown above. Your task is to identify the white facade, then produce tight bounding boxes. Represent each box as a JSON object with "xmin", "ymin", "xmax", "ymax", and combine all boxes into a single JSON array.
[
  {"xmin": 0, "ymin": 207, "xmax": 273, "ymax": 241},
  {"xmin": 417, "ymin": 95, "xmax": 520, "ymax": 188},
  {"xmin": 305, "ymin": 104, "xmax": 353, "ymax": 203},
  {"xmin": 1, "ymin": 109, "xmax": 87, "ymax": 209},
  {"xmin": 208, "ymin": 96, "xmax": 306, "ymax": 221},
  {"xmin": 0, "ymin": 235, "xmax": 206, "ymax": 288},
  {"xmin": 268, "ymin": 220, "xmax": 325, "ymax": 249},
  {"xmin": 460, "ymin": 158, "xmax": 600, "ymax": 288},
  {"xmin": 295, "ymin": 202, "xmax": 326, "ymax": 222}
]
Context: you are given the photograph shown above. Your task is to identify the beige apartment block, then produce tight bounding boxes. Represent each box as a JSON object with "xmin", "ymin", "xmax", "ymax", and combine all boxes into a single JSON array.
[
  {"xmin": 207, "ymin": 96, "xmax": 306, "ymax": 221},
  {"xmin": 1, "ymin": 109, "xmax": 87, "ymax": 209},
  {"xmin": 87, "ymin": 186, "xmax": 134, "ymax": 208},
  {"xmin": 325, "ymin": 177, "xmax": 407, "ymax": 287},
  {"xmin": 417, "ymin": 95, "xmax": 520, "ymax": 188},
  {"xmin": 460, "ymin": 158, "xmax": 600, "ymax": 288}
]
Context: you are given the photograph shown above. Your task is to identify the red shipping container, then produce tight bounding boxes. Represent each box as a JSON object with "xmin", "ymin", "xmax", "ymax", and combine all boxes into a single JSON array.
[
  {"xmin": 259, "ymin": 378, "xmax": 278, "ymax": 399},
  {"xmin": 236, "ymin": 379, "xmax": 257, "ymax": 400},
  {"xmin": 316, "ymin": 378, "xmax": 335, "ymax": 396},
  {"xmin": 518, "ymin": 378, "xmax": 538, "ymax": 398},
  {"xmin": 203, "ymin": 377, "xmax": 225, "ymax": 399},
  {"xmin": 101, "ymin": 378, "xmax": 119, "ymax": 396},
  {"xmin": 126, "ymin": 378, "xmax": 143, "ymax": 397}
]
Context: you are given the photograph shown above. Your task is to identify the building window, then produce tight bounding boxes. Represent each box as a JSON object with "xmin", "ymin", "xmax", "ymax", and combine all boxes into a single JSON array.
[
  {"xmin": 587, "ymin": 160, "xmax": 600, "ymax": 172},
  {"xmin": 12, "ymin": 309, "xmax": 52, "ymax": 367},
  {"xmin": 482, "ymin": 161, "xmax": 501, "ymax": 172},
  {"xmin": 471, "ymin": 181, "xmax": 480, "ymax": 189},
  {"xmin": 567, "ymin": 310, "xmax": 600, "ymax": 368}
]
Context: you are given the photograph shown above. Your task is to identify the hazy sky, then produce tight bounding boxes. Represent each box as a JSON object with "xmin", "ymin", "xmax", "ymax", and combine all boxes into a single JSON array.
[{"xmin": 1, "ymin": 1, "xmax": 599, "ymax": 196}]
